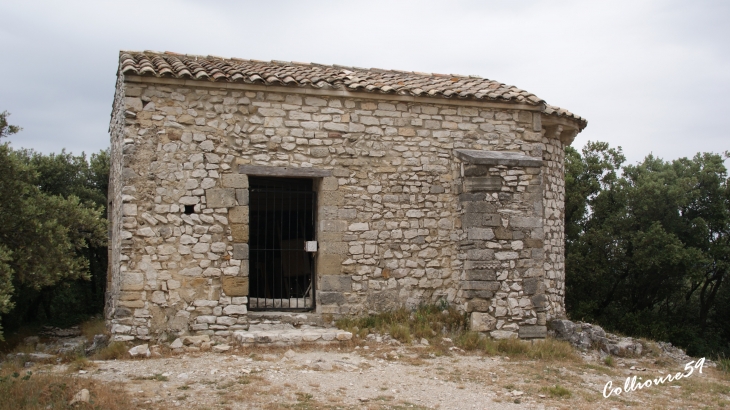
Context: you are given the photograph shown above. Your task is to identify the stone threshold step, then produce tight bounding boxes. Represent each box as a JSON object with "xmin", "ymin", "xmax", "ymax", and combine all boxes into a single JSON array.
[
  {"xmin": 233, "ymin": 326, "xmax": 352, "ymax": 345},
  {"xmin": 246, "ymin": 311, "xmax": 328, "ymax": 327}
]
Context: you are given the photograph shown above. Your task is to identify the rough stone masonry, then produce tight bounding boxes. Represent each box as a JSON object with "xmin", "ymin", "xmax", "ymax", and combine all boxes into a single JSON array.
[{"xmin": 106, "ymin": 51, "xmax": 586, "ymax": 343}]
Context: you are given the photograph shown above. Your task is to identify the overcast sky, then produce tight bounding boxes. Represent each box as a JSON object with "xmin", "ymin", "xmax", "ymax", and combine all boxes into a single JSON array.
[{"xmin": 1, "ymin": 0, "xmax": 728, "ymax": 166}]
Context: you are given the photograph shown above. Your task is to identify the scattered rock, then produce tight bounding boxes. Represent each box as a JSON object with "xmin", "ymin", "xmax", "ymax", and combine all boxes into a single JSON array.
[
  {"xmin": 550, "ymin": 319, "xmax": 646, "ymax": 358},
  {"xmin": 85, "ymin": 334, "xmax": 109, "ymax": 355},
  {"xmin": 212, "ymin": 344, "xmax": 231, "ymax": 353},
  {"xmin": 28, "ymin": 353, "xmax": 56, "ymax": 361},
  {"xmin": 41, "ymin": 326, "xmax": 82, "ymax": 338},
  {"xmin": 128, "ymin": 344, "xmax": 151, "ymax": 358},
  {"xmin": 284, "ymin": 349, "xmax": 296, "ymax": 359},
  {"xmin": 181, "ymin": 335, "xmax": 210, "ymax": 346},
  {"xmin": 69, "ymin": 389, "xmax": 90, "ymax": 405}
]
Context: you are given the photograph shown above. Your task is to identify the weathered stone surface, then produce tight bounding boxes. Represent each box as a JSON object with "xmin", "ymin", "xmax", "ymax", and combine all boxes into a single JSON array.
[
  {"xmin": 230, "ymin": 224, "xmax": 249, "ymax": 242},
  {"xmin": 318, "ymin": 291, "xmax": 345, "ymax": 305},
  {"xmin": 108, "ymin": 71, "xmax": 578, "ymax": 342},
  {"xmin": 470, "ymin": 312, "xmax": 497, "ymax": 332},
  {"xmin": 233, "ymin": 243, "xmax": 249, "ymax": 260},
  {"xmin": 206, "ymin": 188, "xmax": 236, "ymax": 208},
  {"xmin": 228, "ymin": 206, "xmax": 249, "ymax": 223},
  {"xmin": 317, "ymin": 254, "xmax": 343, "ymax": 275},
  {"xmin": 221, "ymin": 277, "xmax": 249, "ymax": 296},
  {"xmin": 120, "ymin": 272, "xmax": 144, "ymax": 291},
  {"xmin": 455, "ymin": 149, "xmax": 543, "ymax": 167},
  {"xmin": 518, "ymin": 325, "xmax": 547, "ymax": 339},
  {"xmin": 463, "ymin": 177, "xmax": 501, "ymax": 192},
  {"xmin": 128, "ymin": 344, "xmax": 150, "ymax": 357},
  {"xmin": 236, "ymin": 188, "xmax": 249, "ymax": 205},
  {"xmin": 319, "ymin": 275, "xmax": 352, "ymax": 292},
  {"xmin": 221, "ymin": 174, "xmax": 249, "ymax": 189}
]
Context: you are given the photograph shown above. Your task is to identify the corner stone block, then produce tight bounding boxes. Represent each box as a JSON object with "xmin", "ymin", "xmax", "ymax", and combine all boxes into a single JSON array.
[
  {"xmin": 518, "ymin": 325, "xmax": 547, "ymax": 339},
  {"xmin": 120, "ymin": 272, "xmax": 144, "ymax": 291},
  {"xmin": 319, "ymin": 275, "xmax": 352, "ymax": 292},
  {"xmin": 221, "ymin": 174, "xmax": 249, "ymax": 189},
  {"xmin": 236, "ymin": 189, "xmax": 249, "ymax": 206},
  {"xmin": 470, "ymin": 312, "xmax": 497, "ymax": 332},
  {"xmin": 317, "ymin": 291, "xmax": 345, "ymax": 306},
  {"xmin": 321, "ymin": 177, "xmax": 339, "ymax": 191},
  {"xmin": 317, "ymin": 254, "xmax": 344, "ymax": 275},
  {"xmin": 229, "ymin": 206, "xmax": 249, "ymax": 224},
  {"xmin": 221, "ymin": 276, "xmax": 249, "ymax": 296},
  {"xmin": 233, "ymin": 243, "xmax": 249, "ymax": 260},
  {"xmin": 230, "ymin": 224, "xmax": 249, "ymax": 242},
  {"xmin": 206, "ymin": 188, "xmax": 236, "ymax": 208},
  {"xmin": 320, "ymin": 220, "xmax": 347, "ymax": 232}
]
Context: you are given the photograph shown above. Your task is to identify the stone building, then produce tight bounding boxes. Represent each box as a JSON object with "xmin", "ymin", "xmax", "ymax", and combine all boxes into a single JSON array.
[{"xmin": 107, "ymin": 51, "xmax": 586, "ymax": 342}]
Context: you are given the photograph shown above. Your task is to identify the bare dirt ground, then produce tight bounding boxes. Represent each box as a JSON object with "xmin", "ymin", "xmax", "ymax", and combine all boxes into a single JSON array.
[{"xmin": 43, "ymin": 341, "xmax": 730, "ymax": 410}]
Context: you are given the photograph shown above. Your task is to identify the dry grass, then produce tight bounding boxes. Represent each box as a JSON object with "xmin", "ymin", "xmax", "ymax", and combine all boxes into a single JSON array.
[
  {"xmin": 79, "ymin": 317, "xmax": 106, "ymax": 342},
  {"xmin": 0, "ymin": 363, "xmax": 134, "ymax": 409},
  {"xmin": 91, "ymin": 341, "xmax": 128, "ymax": 360},
  {"xmin": 335, "ymin": 303, "xmax": 467, "ymax": 346},
  {"xmin": 337, "ymin": 304, "xmax": 578, "ymax": 362}
]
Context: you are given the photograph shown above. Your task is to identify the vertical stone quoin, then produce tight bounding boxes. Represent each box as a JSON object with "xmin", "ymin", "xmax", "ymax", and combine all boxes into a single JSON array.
[{"xmin": 106, "ymin": 51, "xmax": 587, "ymax": 343}]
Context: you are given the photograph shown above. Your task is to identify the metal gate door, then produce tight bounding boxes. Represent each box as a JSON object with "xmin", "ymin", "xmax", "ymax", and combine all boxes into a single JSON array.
[{"xmin": 248, "ymin": 177, "xmax": 316, "ymax": 311}]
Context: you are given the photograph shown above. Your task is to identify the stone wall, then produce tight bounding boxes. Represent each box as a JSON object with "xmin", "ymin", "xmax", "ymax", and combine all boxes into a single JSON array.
[
  {"xmin": 456, "ymin": 150, "xmax": 547, "ymax": 339},
  {"xmin": 107, "ymin": 75, "xmax": 575, "ymax": 342}
]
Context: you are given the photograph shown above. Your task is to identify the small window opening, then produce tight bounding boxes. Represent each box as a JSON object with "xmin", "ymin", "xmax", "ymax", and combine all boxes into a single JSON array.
[{"xmin": 184, "ymin": 205, "xmax": 195, "ymax": 215}]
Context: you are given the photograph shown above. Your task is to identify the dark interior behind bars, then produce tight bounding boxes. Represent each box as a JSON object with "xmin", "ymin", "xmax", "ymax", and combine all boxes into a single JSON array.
[{"xmin": 248, "ymin": 176, "xmax": 316, "ymax": 310}]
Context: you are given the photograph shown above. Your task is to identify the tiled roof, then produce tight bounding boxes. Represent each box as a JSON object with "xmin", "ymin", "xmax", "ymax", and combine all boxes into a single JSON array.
[{"xmin": 119, "ymin": 51, "xmax": 586, "ymax": 129}]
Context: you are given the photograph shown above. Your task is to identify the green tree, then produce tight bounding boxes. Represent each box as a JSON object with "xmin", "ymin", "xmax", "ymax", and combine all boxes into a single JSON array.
[
  {"xmin": 0, "ymin": 112, "xmax": 107, "ymax": 340},
  {"xmin": 566, "ymin": 143, "xmax": 730, "ymax": 356}
]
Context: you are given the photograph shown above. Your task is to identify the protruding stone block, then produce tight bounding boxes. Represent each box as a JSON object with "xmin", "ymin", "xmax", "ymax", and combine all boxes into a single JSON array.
[{"xmin": 206, "ymin": 188, "xmax": 236, "ymax": 208}]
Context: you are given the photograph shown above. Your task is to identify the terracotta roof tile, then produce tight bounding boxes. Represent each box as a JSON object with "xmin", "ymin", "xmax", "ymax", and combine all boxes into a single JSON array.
[{"xmin": 118, "ymin": 51, "xmax": 586, "ymax": 129}]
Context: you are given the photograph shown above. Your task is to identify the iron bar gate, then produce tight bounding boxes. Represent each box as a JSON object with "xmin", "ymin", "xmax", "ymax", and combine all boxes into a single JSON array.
[{"xmin": 248, "ymin": 177, "xmax": 316, "ymax": 311}]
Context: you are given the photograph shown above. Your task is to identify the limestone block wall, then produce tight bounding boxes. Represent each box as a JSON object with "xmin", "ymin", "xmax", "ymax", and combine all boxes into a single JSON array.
[
  {"xmin": 106, "ymin": 75, "xmax": 573, "ymax": 342},
  {"xmin": 456, "ymin": 150, "xmax": 547, "ymax": 339},
  {"xmin": 542, "ymin": 132, "xmax": 567, "ymax": 320}
]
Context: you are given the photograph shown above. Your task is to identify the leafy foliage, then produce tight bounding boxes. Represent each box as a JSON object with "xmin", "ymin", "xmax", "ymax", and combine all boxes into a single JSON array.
[
  {"xmin": 565, "ymin": 142, "xmax": 730, "ymax": 357},
  {"xmin": 0, "ymin": 112, "xmax": 108, "ymax": 339}
]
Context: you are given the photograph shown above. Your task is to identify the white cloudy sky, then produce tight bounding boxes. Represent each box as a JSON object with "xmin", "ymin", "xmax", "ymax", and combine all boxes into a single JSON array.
[{"xmin": 1, "ymin": 0, "xmax": 728, "ymax": 166}]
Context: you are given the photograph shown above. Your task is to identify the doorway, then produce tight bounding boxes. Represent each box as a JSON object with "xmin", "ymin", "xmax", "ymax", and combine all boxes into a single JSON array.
[{"xmin": 248, "ymin": 176, "xmax": 316, "ymax": 311}]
